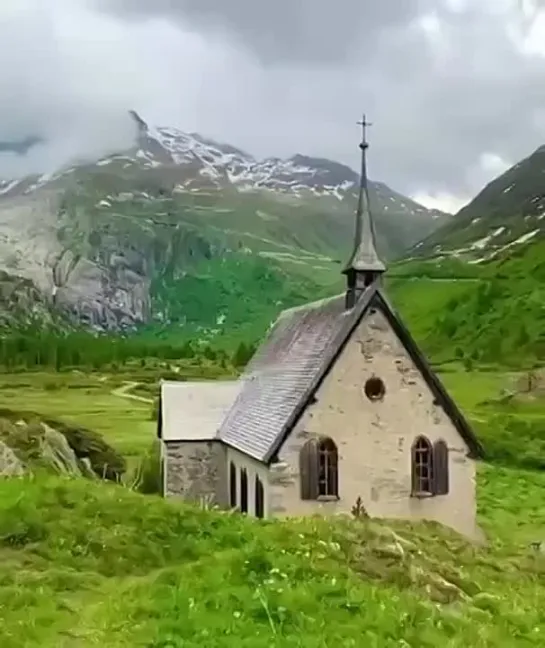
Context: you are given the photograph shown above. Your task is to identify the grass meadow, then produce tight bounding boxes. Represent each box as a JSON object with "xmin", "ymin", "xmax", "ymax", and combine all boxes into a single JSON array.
[{"xmin": 0, "ymin": 364, "xmax": 543, "ymax": 646}]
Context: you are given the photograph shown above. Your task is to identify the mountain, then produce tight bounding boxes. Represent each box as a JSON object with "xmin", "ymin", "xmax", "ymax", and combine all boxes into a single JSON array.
[
  {"xmin": 410, "ymin": 145, "xmax": 545, "ymax": 262},
  {"xmin": 391, "ymin": 145, "xmax": 545, "ymax": 367},
  {"xmin": 0, "ymin": 111, "xmax": 448, "ymax": 337}
]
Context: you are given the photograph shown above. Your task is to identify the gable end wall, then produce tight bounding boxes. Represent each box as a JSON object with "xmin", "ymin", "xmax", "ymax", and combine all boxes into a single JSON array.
[{"xmin": 270, "ymin": 307, "xmax": 479, "ymax": 539}]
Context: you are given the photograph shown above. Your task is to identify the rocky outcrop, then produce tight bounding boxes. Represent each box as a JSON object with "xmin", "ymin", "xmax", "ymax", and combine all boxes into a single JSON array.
[
  {"xmin": 0, "ymin": 414, "xmax": 123, "ymax": 480},
  {"xmin": 0, "ymin": 440, "xmax": 24, "ymax": 477}
]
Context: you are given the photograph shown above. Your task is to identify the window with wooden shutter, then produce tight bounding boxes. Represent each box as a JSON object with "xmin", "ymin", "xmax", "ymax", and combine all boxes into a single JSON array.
[
  {"xmin": 255, "ymin": 475, "xmax": 265, "ymax": 518},
  {"xmin": 300, "ymin": 437, "xmax": 338, "ymax": 500},
  {"xmin": 411, "ymin": 436, "xmax": 434, "ymax": 497},
  {"xmin": 300, "ymin": 439, "xmax": 319, "ymax": 500},
  {"xmin": 433, "ymin": 439, "xmax": 449, "ymax": 495},
  {"xmin": 240, "ymin": 468, "xmax": 248, "ymax": 513},
  {"xmin": 229, "ymin": 461, "xmax": 237, "ymax": 508}
]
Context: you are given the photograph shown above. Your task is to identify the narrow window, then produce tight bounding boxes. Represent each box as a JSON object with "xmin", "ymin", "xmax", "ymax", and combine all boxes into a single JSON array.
[
  {"xmin": 229, "ymin": 461, "xmax": 237, "ymax": 508},
  {"xmin": 240, "ymin": 468, "xmax": 248, "ymax": 513},
  {"xmin": 300, "ymin": 439, "xmax": 319, "ymax": 500},
  {"xmin": 300, "ymin": 437, "xmax": 339, "ymax": 500},
  {"xmin": 255, "ymin": 475, "xmax": 264, "ymax": 519},
  {"xmin": 318, "ymin": 438, "xmax": 339, "ymax": 498},
  {"xmin": 411, "ymin": 436, "xmax": 434, "ymax": 496},
  {"xmin": 433, "ymin": 439, "xmax": 449, "ymax": 495}
]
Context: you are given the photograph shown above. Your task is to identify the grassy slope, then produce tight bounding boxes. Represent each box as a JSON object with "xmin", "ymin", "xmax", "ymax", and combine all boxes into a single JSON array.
[
  {"xmin": 388, "ymin": 239, "xmax": 545, "ymax": 366},
  {"xmin": 151, "ymin": 229, "xmax": 545, "ymax": 350},
  {"xmin": 411, "ymin": 144, "xmax": 545, "ymax": 256},
  {"xmin": 0, "ymin": 360, "xmax": 544, "ymax": 644},
  {"xmin": 0, "ymin": 469, "xmax": 543, "ymax": 647},
  {"xmin": 149, "ymin": 253, "xmax": 336, "ymax": 345}
]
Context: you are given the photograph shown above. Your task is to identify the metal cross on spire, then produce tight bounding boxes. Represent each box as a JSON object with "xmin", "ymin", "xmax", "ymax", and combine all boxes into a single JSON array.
[
  {"xmin": 342, "ymin": 112, "xmax": 386, "ymax": 307},
  {"xmin": 357, "ymin": 114, "xmax": 372, "ymax": 149}
]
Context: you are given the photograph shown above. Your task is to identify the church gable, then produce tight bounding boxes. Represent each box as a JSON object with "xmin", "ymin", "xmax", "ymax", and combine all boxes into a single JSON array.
[
  {"xmin": 274, "ymin": 294, "xmax": 478, "ymax": 463},
  {"xmin": 370, "ymin": 291, "xmax": 484, "ymax": 458},
  {"xmin": 266, "ymin": 287, "xmax": 483, "ymax": 466},
  {"xmin": 267, "ymin": 296, "xmax": 481, "ymax": 535}
]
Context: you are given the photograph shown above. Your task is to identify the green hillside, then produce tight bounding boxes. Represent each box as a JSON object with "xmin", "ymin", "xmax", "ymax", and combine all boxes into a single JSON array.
[
  {"xmin": 388, "ymin": 239, "xmax": 545, "ymax": 367},
  {"xmin": 411, "ymin": 145, "xmax": 545, "ymax": 259},
  {"xmin": 0, "ymin": 466, "xmax": 543, "ymax": 647},
  {"xmin": 0, "ymin": 361, "xmax": 544, "ymax": 648}
]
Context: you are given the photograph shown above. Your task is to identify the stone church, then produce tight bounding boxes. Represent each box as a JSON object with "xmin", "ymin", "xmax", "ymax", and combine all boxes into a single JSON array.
[{"xmin": 157, "ymin": 117, "xmax": 485, "ymax": 539}]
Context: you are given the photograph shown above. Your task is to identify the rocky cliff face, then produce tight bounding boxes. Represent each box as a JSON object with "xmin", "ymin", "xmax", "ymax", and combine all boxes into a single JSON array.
[{"xmin": 0, "ymin": 112, "xmax": 450, "ymax": 333}]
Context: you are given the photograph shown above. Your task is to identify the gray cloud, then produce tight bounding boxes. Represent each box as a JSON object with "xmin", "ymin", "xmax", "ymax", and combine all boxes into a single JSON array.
[
  {"xmin": 91, "ymin": 0, "xmax": 431, "ymax": 66},
  {"xmin": 0, "ymin": 0, "xmax": 544, "ymax": 211}
]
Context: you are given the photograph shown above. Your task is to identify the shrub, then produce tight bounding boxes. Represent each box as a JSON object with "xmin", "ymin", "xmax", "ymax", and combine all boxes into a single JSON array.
[{"xmin": 132, "ymin": 440, "xmax": 162, "ymax": 495}]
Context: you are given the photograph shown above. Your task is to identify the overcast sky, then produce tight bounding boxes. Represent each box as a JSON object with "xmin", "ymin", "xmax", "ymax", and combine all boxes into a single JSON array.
[{"xmin": 1, "ymin": 0, "xmax": 544, "ymax": 212}]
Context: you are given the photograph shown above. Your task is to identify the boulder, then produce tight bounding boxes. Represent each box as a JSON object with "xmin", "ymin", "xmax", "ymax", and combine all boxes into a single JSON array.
[
  {"xmin": 0, "ymin": 414, "xmax": 123, "ymax": 480},
  {"xmin": 0, "ymin": 439, "xmax": 24, "ymax": 477}
]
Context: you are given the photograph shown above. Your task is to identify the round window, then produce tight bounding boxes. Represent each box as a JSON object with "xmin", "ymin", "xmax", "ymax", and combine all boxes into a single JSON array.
[{"xmin": 364, "ymin": 376, "xmax": 386, "ymax": 401}]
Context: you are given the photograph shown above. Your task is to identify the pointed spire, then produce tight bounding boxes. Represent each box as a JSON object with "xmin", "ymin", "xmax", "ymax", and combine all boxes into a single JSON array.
[
  {"xmin": 342, "ymin": 114, "xmax": 385, "ymax": 309},
  {"xmin": 343, "ymin": 114, "xmax": 385, "ymax": 276}
]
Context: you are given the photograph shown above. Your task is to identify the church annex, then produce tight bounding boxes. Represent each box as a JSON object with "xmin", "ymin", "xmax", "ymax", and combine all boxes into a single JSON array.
[{"xmin": 157, "ymin": 116, "xmax": 485, "ymax": 539}]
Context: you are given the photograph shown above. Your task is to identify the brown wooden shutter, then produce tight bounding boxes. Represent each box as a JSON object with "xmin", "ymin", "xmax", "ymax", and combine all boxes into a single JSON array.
[
  {"xmin": 300, "ymin": 439, "xmax": 319, "ymax": 500},
  {"xmin": 410, "ymin": 441, "xmax": 419, "ymax": 495},
  {"xmin": 433, "ymin": 440, "xmax": 449, "ymax": 495}
]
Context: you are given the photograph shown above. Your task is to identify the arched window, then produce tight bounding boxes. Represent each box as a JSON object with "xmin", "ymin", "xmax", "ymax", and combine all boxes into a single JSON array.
[
  {"xmin": 240, "ymin": 468, "xmax": 248, "ymax": 513},
  {"xmin": 300, "ymin": 437, "xmax": 339, "ymax": 500},
  {"xmin": 411, "ymin": 436, "xmax": 433, "ymax": 496},
  {"xmin": 229, "ymin": 461, "xmax": 237, "ymax": 508},
  {"xmin": 318, "ymin": 438, "xmax": 338, "ymax": 497},
  {"xmin": 255, "ymin": 475, "xmax": 264, "ymax": 519}
]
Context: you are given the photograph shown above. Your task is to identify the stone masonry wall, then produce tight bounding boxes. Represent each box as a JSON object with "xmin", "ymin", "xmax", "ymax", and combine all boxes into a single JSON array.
[{"xmin": 164, "ymin": 440, "xmax": 227, "ymax": 508}]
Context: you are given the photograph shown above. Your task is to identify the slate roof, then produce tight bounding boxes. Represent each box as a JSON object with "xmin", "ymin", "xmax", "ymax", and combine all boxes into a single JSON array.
[
  {"xmin": 159, "ymin": 380, "xmax": 241, "ymax": 442},
  {"xmin": 217, "ymin": 281, "xmax": 484, "ymax": 463}
]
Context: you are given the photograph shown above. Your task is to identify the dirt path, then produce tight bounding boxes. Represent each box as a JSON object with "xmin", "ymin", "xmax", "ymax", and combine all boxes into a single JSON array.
[{"xmin": 111, "ymin": 381, "xmax": 154, "ymax": 405}]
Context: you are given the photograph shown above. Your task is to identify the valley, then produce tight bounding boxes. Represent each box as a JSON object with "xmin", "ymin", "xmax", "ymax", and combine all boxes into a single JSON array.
[{"xmin": 0, "ymin": 113, "xmax": 545, "ymax": 646}]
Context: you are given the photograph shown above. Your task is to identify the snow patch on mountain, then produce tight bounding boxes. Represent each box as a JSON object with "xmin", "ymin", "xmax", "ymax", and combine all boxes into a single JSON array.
[{"xmin": 0, "ymin": 111, "xmax": 446, "ymax": 225}]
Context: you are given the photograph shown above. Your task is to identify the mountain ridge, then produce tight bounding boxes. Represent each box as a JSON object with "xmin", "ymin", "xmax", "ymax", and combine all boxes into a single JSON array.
[
  {"xmin": 0, "ymin": 110, "xmax": 449, "ymax": 338},
  {"xmin": 409, "ymin": 144, "xmax": 545, "ymax": 263},
  {"xmin": 0, "ymin": 111, "xmax": 447, "ymax": 218}
]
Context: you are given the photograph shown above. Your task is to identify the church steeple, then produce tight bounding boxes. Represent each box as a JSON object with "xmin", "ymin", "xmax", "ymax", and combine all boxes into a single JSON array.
[{"xmin": 342, "ymin": 114, "xmax": 386, "ymax": 309}]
